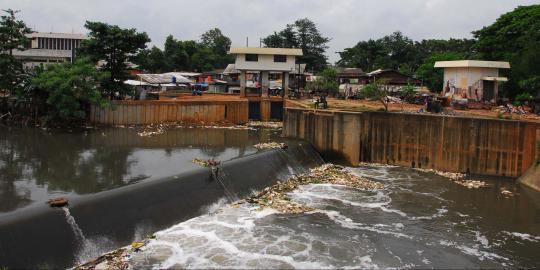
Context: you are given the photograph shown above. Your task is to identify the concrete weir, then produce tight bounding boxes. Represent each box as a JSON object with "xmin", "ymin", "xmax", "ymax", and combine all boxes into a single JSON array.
[
  {"xmin": 284, "ymin": 108, "xmax": 540, "ymax": 178},
  {"xmin": 0, "ymin": 142, "xmax": 323, "ymax": 269}
]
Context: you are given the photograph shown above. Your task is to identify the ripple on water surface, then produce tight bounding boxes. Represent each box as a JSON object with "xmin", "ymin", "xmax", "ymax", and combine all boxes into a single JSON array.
[{"xmin": 127, "ymin": 165, "xmax": 540, "ymax": 269}]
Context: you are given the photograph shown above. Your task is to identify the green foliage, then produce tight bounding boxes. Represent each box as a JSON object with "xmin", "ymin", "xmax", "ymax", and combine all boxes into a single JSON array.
[
  {"xmin": 263, "ymin": 18, "xmax": 330, "ymax": 72},
  {"xmin": 400, "ymin": 83, "xmax": 416, "ymax": 98},
  {"xmin": 0, "ymin": 9, "xmax": 31, "ymax": 94},
  {"xmin": 415, "ymin": 52, "xmax": 463, "ymax": 92},
  {"xmin": 514, "ymin": 93, "xmax": 533, "ymax": 105},
  {"xmin": 306, "ymin": 67, "xmax": 339, "ymax": 94},
  {"xmin": 79, "ymin": 21, "xmax": 150, "ymax": 98},
  {"xmin": 133, "ymin": 28, "xmax": 233, "ymax": 73},
  {"xmin": 474, "ymin": 5, "xmax": 540, "ymax": 99},
  {"xmin": 337, "ymin": 31, "xmax": 475, "ymax": 73},
  {"xmin": 361, "ymin": 80, "xmax": 389, "ymax": 111},
  {"xmin": 31, "ymin": 59, "xmax": 109, "ymax": 121}
]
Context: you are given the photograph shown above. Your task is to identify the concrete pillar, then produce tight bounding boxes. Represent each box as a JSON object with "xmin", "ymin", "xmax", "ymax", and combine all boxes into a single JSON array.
[
  {"xmin": 261, "ymin": 71, "xmax": 269, "ymax": 97},
  {"xmin": 240, "ymin": 70, "xmax": 246, "ymax": 97},
  {"xmin": 283, "ymin": 72, "xmax": 290, "ymax": 99}
]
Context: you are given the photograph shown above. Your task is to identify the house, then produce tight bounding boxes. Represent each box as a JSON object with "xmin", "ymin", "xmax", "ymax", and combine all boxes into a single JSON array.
[
  {"xmin": 12, "ymin": 32, "xmax": 88, "ymax": 68},
  {"xmin": 434, "ymin": 60, "xmax": 511, "ymax": 103},
  {"xmin": 336, "ymin": 68, "xmax": 367, "ymax": 84},
  {"xmin": 228, "ymin": 47, "xmax": 303, "ymax": 97}
]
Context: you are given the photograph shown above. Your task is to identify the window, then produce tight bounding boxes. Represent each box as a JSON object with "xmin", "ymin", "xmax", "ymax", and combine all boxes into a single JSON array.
[
  {"xmin": 274, "ymin": 55, "xmax": 287, "ymax": 62},
  {"xmin": 245, "ymin": 54, "xmax": 258, "ymax": 62}
]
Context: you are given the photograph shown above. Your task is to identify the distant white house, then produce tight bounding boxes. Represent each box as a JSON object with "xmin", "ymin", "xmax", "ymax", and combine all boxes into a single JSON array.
[
  {"xmin": 228, "ymin": 47, "xmax": 303, "ymax": 97},
  {"xmin": 434, "ymin": 60, "xmax": 510, "ymax": 103}
]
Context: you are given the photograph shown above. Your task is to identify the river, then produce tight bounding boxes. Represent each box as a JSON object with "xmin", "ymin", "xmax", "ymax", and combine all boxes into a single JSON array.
[
  {"xmin": 1, "ymin": 127, "xmax": 539, "ymax": 268},
  {"xmin": 127, "ymin": 165, "xmax": 540, "ymax": 269}
]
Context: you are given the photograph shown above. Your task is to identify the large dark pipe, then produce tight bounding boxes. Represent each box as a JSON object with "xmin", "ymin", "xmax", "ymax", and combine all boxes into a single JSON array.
[{"xmin": 0, "ymin": 142, "xmax": 323, "ymax": 269}]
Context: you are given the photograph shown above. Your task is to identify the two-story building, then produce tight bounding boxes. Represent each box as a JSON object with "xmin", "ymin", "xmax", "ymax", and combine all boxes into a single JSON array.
[
  {"xmin": 228, "ymin": 47, "xmax": 303, "ymax": 98},
  {"xmin": 12, "ymin": 32, "xmax": 88, "ymax": 68}
]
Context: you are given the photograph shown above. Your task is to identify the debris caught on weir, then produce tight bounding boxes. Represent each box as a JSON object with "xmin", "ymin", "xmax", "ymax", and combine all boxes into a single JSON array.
[
  {"xmin": 415, "ymin": 168, "xmax": 490, "ymax": 189},
  {"xmin": 47, "ymin": 197, "xmax": 69, "ymax": 207},
  {"xmin": 254, "ymin": 142, "xmax": 288, "ymax": 150},
  {"xmin": 238, "ymin": 164, "xmax": 384, "ymax": 214},
  {"xmin": 192, "ymin": 158, "xmax": 221, "ymax": 167},
  {"xmin": 75, "ymin": 238, "xmax": 154, "ymax": 270}
]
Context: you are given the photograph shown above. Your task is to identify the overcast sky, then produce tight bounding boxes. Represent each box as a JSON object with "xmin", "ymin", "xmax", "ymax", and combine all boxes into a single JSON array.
[{"xmin": 2, "ymin": 0, "xmax": 539, "ymax": 63}]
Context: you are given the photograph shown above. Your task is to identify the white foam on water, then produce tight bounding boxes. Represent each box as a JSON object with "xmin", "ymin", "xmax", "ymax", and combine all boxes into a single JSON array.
[
  {"xmin": 410, "ymin": 207, "xmax": 448, "ymax": 220},
  {"xmin": 474, "ymin": 231, "xmax": 490, "ymax": 248},
  {"xmin": 502, "ymin": 231, "xmax": 540, "ymax": 242},
  {"xmin": 312, "ymin": 209, "xmax": 413, "ymax": 239},
  {"xmin": 438, "ymin": 240, "xmax": 509, "ymax": 262}
]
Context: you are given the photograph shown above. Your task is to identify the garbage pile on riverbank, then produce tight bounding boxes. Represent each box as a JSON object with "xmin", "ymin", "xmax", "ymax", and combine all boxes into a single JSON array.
[
  {"xmin": 242, "ymin": 164, "xmax": 384, "ymax": 214},
  {"xmin": 415, "ymin": 168, "xmax": 490, "ymax": 189},
  {"xmin": 254, "ymin": 142, "xmax": 288, "ymax": 150}
]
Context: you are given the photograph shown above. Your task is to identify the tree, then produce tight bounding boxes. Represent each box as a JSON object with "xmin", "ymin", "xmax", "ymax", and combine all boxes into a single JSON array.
[
  {"xmin": 361, "ymin": 79, "xmax": 390, "ymax": 112},
  {"xmin": 415, "ymin": 52, "xmax": 463, "ymax": 92},
  {"xmin": 79, "ymin": 21, "xmax": 150, "ymax": 99},
  {"xmin": 31, "ymin": 59, "xmax": 109, "ymax": 121},
  {"xmin": 263, "ymin": 18, "xmax": 330, "ymax": 72},
  {"xmin": 0, "ymin": 9, "xmax": 31, "ymax": 94},
  {"xmin": 473, "ymin": 5, "xmax": 540, "ymax": 98},
  {"xmin": 306, "ymin": 67, "xmax": 339, "ymax": 94},
  {"xmin": 133, "ymin": 46, "xmax": 167, "ymax": 73},
  {"xmin": 200, "ymin": 28, "xmax": 234, "ymax": 69}
]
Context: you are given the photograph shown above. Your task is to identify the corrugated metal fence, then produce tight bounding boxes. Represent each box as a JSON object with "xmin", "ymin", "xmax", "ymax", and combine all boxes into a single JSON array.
[
  {"xmin": 284, "ymin": 108, "xmax": 540, "ymax": 178},
  {"xmin": 89, "ymin": 100, "xmax": 249, "ymax": 125}
]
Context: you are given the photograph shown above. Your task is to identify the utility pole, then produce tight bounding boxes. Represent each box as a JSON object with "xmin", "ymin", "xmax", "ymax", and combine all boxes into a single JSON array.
[{"xmin": 246, "ymin": 37, "xmax": 249, "ymax": 47}]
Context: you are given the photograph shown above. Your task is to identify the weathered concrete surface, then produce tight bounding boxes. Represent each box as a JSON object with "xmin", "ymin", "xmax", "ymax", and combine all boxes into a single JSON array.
[
  {"xmin": 90, "ymin": 100, "xmax": 249, "ymax": 125},
  {"xmin": 519, "ymin": 163, "xmax": 540, "ymax": 191},
  {"xmin": 284, "ymin": 108, "xmax": 540, "ymax": 178}
]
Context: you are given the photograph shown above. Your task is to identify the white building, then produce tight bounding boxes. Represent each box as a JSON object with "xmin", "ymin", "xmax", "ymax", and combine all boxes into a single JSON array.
[
  {"xmin": 12, "ymin": 32, "xmax": 88, "ymax": 68},
  {"xmin": 434, "ymin": 60, "xmax": 511, "ymax": 103},
  {"xmin": 228, "ymin": 47, "xmax": 303, "ymax": 97}
]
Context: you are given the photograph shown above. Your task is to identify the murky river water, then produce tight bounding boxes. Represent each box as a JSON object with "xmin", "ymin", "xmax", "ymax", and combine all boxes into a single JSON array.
[
  {"xmin": 0, "ymin": 126, "xmax": 281, "ymax": 216},
  {"xmin": 1, "ymin": 127, "xmax": 539, "ymax": 268},
  {"xmin": 128, "ymin": 165, "xmax": 540, "ymax": 269}
]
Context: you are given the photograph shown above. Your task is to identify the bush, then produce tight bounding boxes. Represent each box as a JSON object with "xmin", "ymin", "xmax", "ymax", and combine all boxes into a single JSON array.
[{"xmin": 514, "ymin": 92, "xmax": 532, "ymax": 105}]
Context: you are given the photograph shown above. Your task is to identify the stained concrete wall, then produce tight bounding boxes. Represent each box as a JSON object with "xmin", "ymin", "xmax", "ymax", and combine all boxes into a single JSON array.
[
  {"xmin": 519, "ymin": 163, "xmax": 540, "ymax": 191},
  {"xmin": 284, "ymin": 108, "xmax": 540, "ymax": 178},
  {"xmin": 90, "ymin": 100, "xmax": 249, "ymax": 125}
]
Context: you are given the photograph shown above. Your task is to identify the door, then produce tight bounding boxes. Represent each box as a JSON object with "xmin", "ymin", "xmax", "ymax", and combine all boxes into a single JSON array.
[{"xmin": 483, "ymin": 80, "xmax": 495, "ymax": 102}]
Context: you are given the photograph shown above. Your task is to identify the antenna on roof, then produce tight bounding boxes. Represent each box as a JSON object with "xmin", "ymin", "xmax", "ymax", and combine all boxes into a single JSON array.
[
  {"xmin": 259, "ymin": 38, "xmax": 262, "ymax": 48},
  {"xmin": 246, "ymin": 37, "xmax": 248, "ymax": 47}
]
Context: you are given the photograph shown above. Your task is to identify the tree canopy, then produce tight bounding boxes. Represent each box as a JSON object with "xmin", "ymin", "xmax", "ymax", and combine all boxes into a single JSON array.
[
  {"xmin": 0, "ymin": 9, "xmax": 31, "ymax": 94},
  {"xmin": 133, "ymin": 28, "xmax": 233, "ymax": 73},
  {"xmin": 474, "ymin": 4, "xmax": 540, "ymax": 98},
  {"xmin": 263, "ymin": 18, "xmax": 330, "ymax": 73},
  {"xmin": 337, "ymin": 31, "xmax": 475, "ymax": 76},
  {"xmin": 79, "ymin": 21, "xmax": 150, "ymax": 98}
]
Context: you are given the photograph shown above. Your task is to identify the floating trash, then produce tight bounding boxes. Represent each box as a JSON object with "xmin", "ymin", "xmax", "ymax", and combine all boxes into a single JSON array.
[
  {"xmin": 192, "ymin": 158, "xmax": 221, "ymax": 167},
  {"xmin": 47, "ymin": 197, "xmax": 69, "ymax": 207},
  {"xmin": 254, "ymin": 142, "xmax": 288, "ymax": 150},
  {"xmin": 242, "ymin": 164, "xmax": 384, "ymax": 214},
  {"xmin": 246, "ymin": 121, "xmax": 283, "ymax": 129},
  {"xmin": 415, "ymin": 168, "xmax": 490, "ymax": 189}
]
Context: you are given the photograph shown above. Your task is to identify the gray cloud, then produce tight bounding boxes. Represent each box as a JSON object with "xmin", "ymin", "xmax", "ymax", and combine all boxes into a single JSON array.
[{"xmin": 2, "ymin": 0, "xmax": 539, "ymax": 63}]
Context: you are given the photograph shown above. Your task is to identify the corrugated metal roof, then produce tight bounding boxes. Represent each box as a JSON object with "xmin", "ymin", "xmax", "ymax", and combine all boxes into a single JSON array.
[
  {"xmin": 434, "ymin": 60, "xmax": 510, "ymax": 69},
  {"xmin": 223, "ymin": 63, "xmax": 307, "ymax": 74},
  {"xmin": 137, "ymin": 73, "xmax": 192, "ymax": 84},
  {"xmin": 229, "ymin": 47, "xmax": 303, "ymax": 56}
]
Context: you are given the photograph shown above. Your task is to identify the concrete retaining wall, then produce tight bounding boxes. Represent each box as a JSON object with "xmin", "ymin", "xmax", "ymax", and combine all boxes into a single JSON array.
[
  {"xmin": 284, "ymin": 108, "xmax": 540, "ymax": 178},
  {"xmin": 89, "ymin": 100, "xmax": 249, "ymax": 125},
  {"xmin": 519, "ymin": 163, "xmax": 540, "ymax": 191}
]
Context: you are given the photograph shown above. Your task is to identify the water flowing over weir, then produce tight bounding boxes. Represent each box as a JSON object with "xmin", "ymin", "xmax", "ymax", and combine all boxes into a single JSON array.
[
  {"xmin": 0, "ymin": 141, "xmax": 323, "ymax": 269},
  {"xmin": 125, "ymin": 165, "xmax": 540, "ymax": 269}
]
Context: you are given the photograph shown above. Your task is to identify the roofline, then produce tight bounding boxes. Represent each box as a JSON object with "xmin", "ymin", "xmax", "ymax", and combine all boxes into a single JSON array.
[
  {"xmin": 228, "ymin": 47, "xmax": 303, "ymax": 56},
  {"xmin": 434, "ymin": 60, "xmax": 510, "ymax": 69}
]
